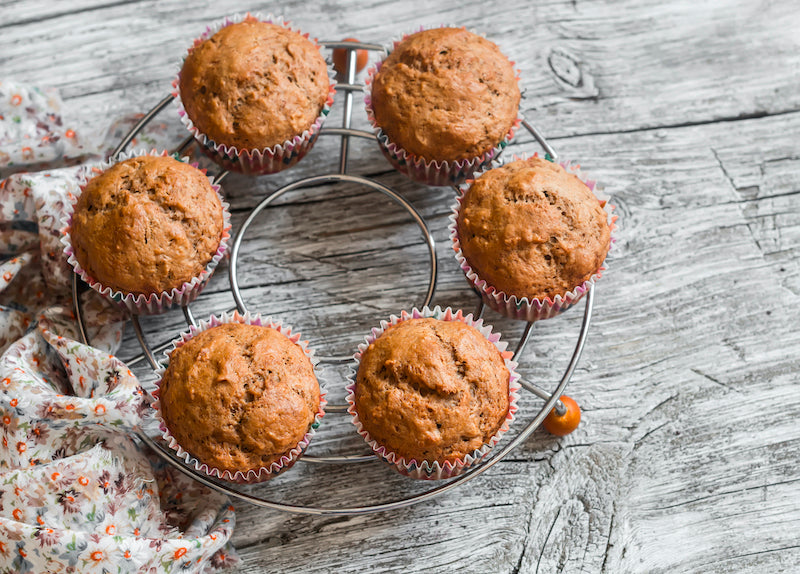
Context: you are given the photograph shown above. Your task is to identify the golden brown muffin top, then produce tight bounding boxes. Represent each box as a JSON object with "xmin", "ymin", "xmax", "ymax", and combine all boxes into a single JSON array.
[
  {"xmin": 354, "ymin": 318, "xmax": 509, "ymax": 462},
  {"xmin": 457, "ymin": 157, "xmax": 611, "ymax": 300},
  {"xmin": 370, "ymin": 27, "xmax": 519, "ymax": 162},
  {"xmin": 179, "ymin": 19, "xmax": 330, "ymax": 150},
  {"xmin": 71, "ymin": 155, "xmax": 223, "ymax": 296},
  {"xmin": 159, "ymin": 322, "xmax": 320, "ymax": 474}
]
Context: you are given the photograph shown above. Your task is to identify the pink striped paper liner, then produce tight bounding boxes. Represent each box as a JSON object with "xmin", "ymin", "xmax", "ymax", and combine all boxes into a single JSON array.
[
  {"xmin": 449, "ymin": 154, "xmax": 618, "ymax": 321},
  {"xmin": 61, "ymin": 148, "xmax": 231, "ymax": 315},
  {"xmin": 345, "ymin": 306, "xmax": 520, "ymax": 480},
  {"xmin": 173, "ymin": 12, "xmax": 335, "ymax": 175},
  {"xmin": 152, "ymin": 310, "xmax": 326, "ymax": 484}
]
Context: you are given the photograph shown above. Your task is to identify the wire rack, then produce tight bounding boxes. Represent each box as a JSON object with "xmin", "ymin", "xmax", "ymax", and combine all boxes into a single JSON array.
[{"xmin": 70, "ymin": 41, "xmax": 595, "ymax": 516}]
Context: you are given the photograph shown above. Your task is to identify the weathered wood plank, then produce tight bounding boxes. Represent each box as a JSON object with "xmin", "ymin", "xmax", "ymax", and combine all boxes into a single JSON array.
[
  {"xmin": 126, "ymin": 110, "xmax": 800, "ymax": 574},
  {"xmin": 3, "ymin": 0, "xmax": 800, "ymax": 572},
  {"xmin": 2, "ymin": 0, "xmax": 799, "ymax": 143}
]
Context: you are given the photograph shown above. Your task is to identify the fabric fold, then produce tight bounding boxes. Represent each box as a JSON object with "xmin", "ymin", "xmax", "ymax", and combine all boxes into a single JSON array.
[{"xmin": 0, "ymin": 82, "xmax": 239, "ymax": 572}]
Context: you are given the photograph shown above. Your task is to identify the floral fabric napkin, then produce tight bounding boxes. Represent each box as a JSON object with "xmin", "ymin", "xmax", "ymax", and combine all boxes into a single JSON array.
[{"xmin": 0, "ymin": 81, "xmax": 239, "ymax": 573}]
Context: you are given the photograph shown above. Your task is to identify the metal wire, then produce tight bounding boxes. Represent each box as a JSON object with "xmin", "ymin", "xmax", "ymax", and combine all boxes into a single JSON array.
[
  {"xmin": 182, "ymin": 305, "xmax": 197, "ymax": 329},
  {"xmin": 137, "ymin": 286, "xmax": 595, "ymax": 515},
  {"xmin": 126, "ymin": 338, "xmax": 173, "ymax": 368},
  {"xmin": 174, "ymin": 135, "xmax": 194, "ymax": 155},
  {"xmin": 512, "ymin": 322, "xmax": 566, "ymax": 414},
  {"xmin": 68, "ymin": 40, "xmax": 594, "ymax": 515},
  {"xmin": 126, "ymin": 306, "xmax": 240, "ymax": 367},
  {"xmin": 131, "ymin": 315, "xmax": 161, "ymax": 371},
  {"xmin": 522, "ymin": 117, "xmax": 559, "ymax": 161},
  {"xmin": 227, "ymin": 171, "xmax": 439, "ymax": 360},
  {"xmin": 319, "ymin": 40, "xmax": 386, "ymax": 53},
  {"xmin": 475, "ymin": 299, "xmax": 486, "ymax": 320},
  {"xmin": 111, "ymin": 95, "xmax": 174, "ymax": 159},
  {"xmin": 71, "ymin": 274, "xmax": 90, "ymax": 349},
  {"xmin": 338, "ymin": 50, "xmax": 358, "ymax": 173},
  {"xmin": 513, "ymin": 321, "xmax": 535, "ymax": 360}
]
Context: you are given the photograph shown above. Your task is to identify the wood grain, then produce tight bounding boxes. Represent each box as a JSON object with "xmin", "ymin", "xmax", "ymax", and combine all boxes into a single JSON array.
[{"xmin": 3, "ymin": 0, "xmax": 800, "ymax": 572}]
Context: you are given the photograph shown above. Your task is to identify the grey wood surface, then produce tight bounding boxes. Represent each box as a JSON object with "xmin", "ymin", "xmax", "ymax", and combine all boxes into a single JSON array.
[{"xmin": 3, "ymin": 0, "xmax": 800, "ymax": 572}]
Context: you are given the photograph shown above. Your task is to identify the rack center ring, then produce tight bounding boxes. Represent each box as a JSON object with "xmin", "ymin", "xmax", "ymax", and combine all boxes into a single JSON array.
[{"xmin": 228, "ymin": 172, "xmax": 438, "ymax": 364}]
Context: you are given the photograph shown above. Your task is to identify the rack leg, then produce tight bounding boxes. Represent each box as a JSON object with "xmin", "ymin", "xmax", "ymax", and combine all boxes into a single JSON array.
[{"xmin": 338, "ymin": 50, "xmax": 358, "ymax": 173}]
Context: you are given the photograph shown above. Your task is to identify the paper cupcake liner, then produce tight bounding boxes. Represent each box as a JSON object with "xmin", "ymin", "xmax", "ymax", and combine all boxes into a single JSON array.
[
  {"xmin": 151, "ymin": 310, "xmax": 327, "ymax": 484},
  {"xmin": 61, "ymin": 148, "xmax": 231, "ymax": 315},
  {"xmin": 449, "ymin": 154, "xmax": 618, "ymax": 321},
  {"xmin": 172, "ymin": 13, "xmax": 336, "ymax": 175},
  {"xmin": 345, "ymin": 306, "xmax": 521, "ymax": 480},
  {"xmin": 364, "ymin": 26, "xmax": 521, "ymax": 187}
]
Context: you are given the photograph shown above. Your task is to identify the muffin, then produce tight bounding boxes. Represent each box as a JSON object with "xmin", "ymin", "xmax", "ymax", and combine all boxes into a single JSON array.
[
  {"xmin": 453, "ymin": 156, "xmax": 613, "ymax": 320},
  {"xmin": 347, "ymin": 307, "xmax": 520, "ymax": 479},
  {"xmin": 66, "ymin": 152, "xmax": 228, "ymax": 314},
  {"xmin": 366, "ymin": 27, "xmax": 520, "ymax": 185},
  {"xmin": 176, "ymin": 15, "xmax": 334, "ymax": 174},
  {"xmin": 157, "ymin": 317, "xmax": 323, "ymax": 482}
]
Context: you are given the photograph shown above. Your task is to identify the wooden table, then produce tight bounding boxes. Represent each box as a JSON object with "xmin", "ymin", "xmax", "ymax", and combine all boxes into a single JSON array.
[{"xmin": 3, "ymin": 0, "xmax": 799, "ymax": 572}]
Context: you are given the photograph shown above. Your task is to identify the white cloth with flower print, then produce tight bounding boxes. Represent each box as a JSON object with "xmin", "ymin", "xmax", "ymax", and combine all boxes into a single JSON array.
[{"xmin": 0, "ymin": 83, "xmax": 238, "ymax": 573}]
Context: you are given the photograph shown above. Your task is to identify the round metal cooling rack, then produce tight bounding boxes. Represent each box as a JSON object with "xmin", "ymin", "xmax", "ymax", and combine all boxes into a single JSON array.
[{"xmin": 70, "ymin": 41, "xmax": 595, "ymax": 516}]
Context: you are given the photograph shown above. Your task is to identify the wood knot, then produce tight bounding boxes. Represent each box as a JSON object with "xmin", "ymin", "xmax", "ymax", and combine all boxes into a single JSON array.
[{"xmin": 547, "ymin": 47, "xmax": 599, "ymax": 100}]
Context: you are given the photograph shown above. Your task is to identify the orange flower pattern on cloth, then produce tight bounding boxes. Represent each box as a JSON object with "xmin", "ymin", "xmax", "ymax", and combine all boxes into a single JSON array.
[
  {"xmin": 0, "ymin": 83, "xmax": 238, "ymax": 572},
  {"xmin": 0, "ymin": 81, "xmax": 93, "ymax": 172}
]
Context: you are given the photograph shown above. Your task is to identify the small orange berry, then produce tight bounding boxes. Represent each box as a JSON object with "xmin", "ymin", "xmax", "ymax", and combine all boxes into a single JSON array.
[
  {"xmin": 542, "ymin": 395, "xmax": 581, "ymax": 436},
  {"xmin": 332, "ymin": 38, "xmax": 368, "ymax": 76}
]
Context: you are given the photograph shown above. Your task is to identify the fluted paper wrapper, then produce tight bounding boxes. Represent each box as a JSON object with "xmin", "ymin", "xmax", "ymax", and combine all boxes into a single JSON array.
[
  {"xmin": 346, "ymin": 306, "xmax": 520, "ymax": 480},
  {"xmin": 61, "ymin": 148, "xmax": 231, "ymax": 315},
  {"xmin": 152, "ymin": 310, "xmax": 326, "ymax": 484},
  {"xmin": 364, "ymin": 26, "xmax": 520, "ymax": 187},
  {"xmin": 173, "ymin": 12, "xmax": 336, "ymax": 175},
  {"xmin": 449, "ymin": 154, "xmax": 617, "ymax": 321}
]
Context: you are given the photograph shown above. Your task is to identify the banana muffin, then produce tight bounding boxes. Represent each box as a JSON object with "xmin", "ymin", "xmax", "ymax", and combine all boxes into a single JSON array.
[
  {"xmin": 353, "ymin": 317, "xmax": 510, "ymax": 463},
  {"xmin": 70, "ymin": 154, "xmax": 223, "ymax": 298},
  {"xmin": 369, "ymin": 27, "xmax": 519, "ymax": 163},
  {"xmin": 178, "ymin": 18, "xmax": 330, "ymax": 151},
  {"xmin": 158, "ymin": 322, "xmax": 321, "ymax": 475},
  {"xmin": 456, "ymin": 157, "xmax": 611, "ymax": 301}
]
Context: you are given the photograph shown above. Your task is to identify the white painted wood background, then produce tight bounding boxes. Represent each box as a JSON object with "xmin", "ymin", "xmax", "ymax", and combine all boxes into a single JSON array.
[{"xmin": 2, "ymin": 0, "xmax": 800, "ymax": 572}]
